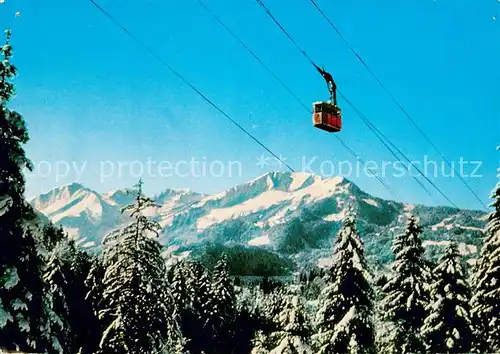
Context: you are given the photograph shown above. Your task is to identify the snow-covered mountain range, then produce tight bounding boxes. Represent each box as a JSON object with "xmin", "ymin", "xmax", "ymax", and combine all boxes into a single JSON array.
[{"xmin": 30, "ymin": 172, "xmax": 487, "ymax": 272}]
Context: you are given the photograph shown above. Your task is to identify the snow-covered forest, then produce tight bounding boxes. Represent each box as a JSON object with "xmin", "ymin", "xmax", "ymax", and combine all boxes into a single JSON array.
[{"xmin": 1, "ymin": 29, "xmax": 500, "ymax": 354}]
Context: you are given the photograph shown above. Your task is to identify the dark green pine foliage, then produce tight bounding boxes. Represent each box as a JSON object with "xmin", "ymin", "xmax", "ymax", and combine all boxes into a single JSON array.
[
  {"xmin": 380, "ymin": 215, "xmax": 430, "ymax": 354},
  {"xmin": 0, "ymin": 29, "xmax": 60, "ymax": 353},
  {"xmin": 421, "ymin": 242, "xmax": 473, "ymax": 353},
  {"xmin": 89, "ymin": 180, "xmax": 183, "ymax": 353},
  {"xmin": 314, "ymin": 209, "xmax": 375, "ymax": 354},
  {"xmin": 44, "ymin": 236, "xmax": 100, "ymax": 354},
  {"xmin": 202, "ymin": 253, "xmax": 236, "ymax": 354},
  {"xmin": 471, "ymin": 166, "xmax": 500, "ymax": 353},
  {"xmin": 40, "ymin": 223, "xmax": 66, "ymax": 252}
]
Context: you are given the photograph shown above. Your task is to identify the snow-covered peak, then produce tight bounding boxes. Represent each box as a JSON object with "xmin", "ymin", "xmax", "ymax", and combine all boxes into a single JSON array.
[
  {"xmin": 154, "ymin": 188, "xmax": 203, "ymax": 204},
  {"xmin": 249, "ymin": 171, "xmax": 344, "ymax": 192},
  {"xmin": 30, "ymin": 171, "xmax": 487, "ymax": 262},
  {"xmin": 31, "ymin": 182, "xmax": 97, "ymax": 214},
  {"xmin": 155, "ymin": 188, "xmax": 183, "ymax": 200},
  {"xmin": 103, "ymin": 188, "xmax": 135, "ymax": 207},
  {"xmin": 195, "ymin": 172, "xmax": 350, "ymax": 230},
  {"xmin": 203, "ymin": 172, "xmax": 346, "ymax": 206}
]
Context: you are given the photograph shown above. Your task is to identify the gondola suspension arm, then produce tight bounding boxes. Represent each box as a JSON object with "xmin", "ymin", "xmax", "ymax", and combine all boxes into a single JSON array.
[{"xmin": 313, "ymin": 63, "xmax": 337, "ymax": 106}]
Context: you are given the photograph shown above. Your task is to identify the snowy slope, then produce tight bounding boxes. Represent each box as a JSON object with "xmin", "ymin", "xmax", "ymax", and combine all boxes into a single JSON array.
[
  {"xmin": 194, "ymin": 173, "xmax": 346, "ymax": 230},
  {"xmin": 31, "ymin": 172, "xmax": 487, "ymax": 267},
  {"xmin": 30, "ymin": 183, "xmax": 204, "ymax": 247},
  {"xmin": 30, "ymin": 183, "xmax": 117, "ymax": 245}
]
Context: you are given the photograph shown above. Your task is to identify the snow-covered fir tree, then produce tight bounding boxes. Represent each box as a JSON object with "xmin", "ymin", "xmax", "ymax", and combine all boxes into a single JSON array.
[
  {"xmin": 184, "ymin": 260, "xmax": 208, "ymax": 313},
  {"xmin": 85, "ymin": 253, "xmax": 107, "ymax": 344},
  {"xmin": 421, "ymin": 242, "xmax": 473, "ymax": 353},
  {"xmin": 259, "ymin": 287, "xmax": 286, "ymax": 333},
  {"xmin": 380, "ymin": 214, "xmax": 430, "ymax": 353},
  {"xmin": 248, "ymin": 285, "xmax": 286, "ymax": 353},
  {"xmin": 471, "ymin": 166, "xmax": 500, "ymax": 352},
  {"xmin": 233, "ymin": 285, "xmax": 265, "ymax": 354},
  {"xmin": 250, "ymin": 285, "xmax": 311, "ymax": 354},
  {"xmin": 251, "ymin": 330, "xmax": 270, "ymax": 354},
  {"xmin": 44, "ymin": 236, "xmax": 99, "ymax": 354},
  {"xmin": 170, "ymin": 261, "xmax": 189, "ymax": 309},
  {"xmin": 171, "ymin": 259, "xmax": 213, "ymax": 354},
  {"xmin": 169, "ymin": 260, "xmax": 191, "ymax": 339},
  {"xmin": 269, "ymin": 287, "xmax": 312, "ymax": 354},
  {"xmin": 0, "ymin": 29, "xmax": 60, "ymax": 353},
  {"xmin": 314, "ymin": 209, "xmax": 375, "ymax": 354},
  {"xmin": 202, "ymin": 253, "xmax": 236, "ymax": 354},
  {"xmin": 88, "ymin": 180, "xmax": 183, "ymax": 353}
]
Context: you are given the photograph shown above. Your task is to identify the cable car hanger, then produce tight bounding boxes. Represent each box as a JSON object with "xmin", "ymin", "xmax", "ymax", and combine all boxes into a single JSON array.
[
  {"xmin": 311, "ymin": 64, "xmax": 342, "ymax": 133},
  {"xmin": 314, "ymin": 63, "xmax": 337, "ymax": 107}
]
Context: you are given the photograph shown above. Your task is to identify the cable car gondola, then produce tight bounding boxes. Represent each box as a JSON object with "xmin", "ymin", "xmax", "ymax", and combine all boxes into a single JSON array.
[
  {"xmin": 312, "ymin": 65, "xmax": 342, "ymax": 133},
  {"xmin": 312, "ymin": 101, "xmax": 342, "ymax": 133}
]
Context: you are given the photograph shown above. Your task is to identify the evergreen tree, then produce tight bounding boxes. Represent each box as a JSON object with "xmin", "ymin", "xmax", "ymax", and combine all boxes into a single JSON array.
[
  {"xmin": 164, "ymin": 263, "xmax": 190, "ymax": 354},
  {"xmin": 171, "ymin": 259, "xmax": 213, "ymax": 354},
  {"xmin": 0, "ymin": 29, "xmax": 30, "ymax": 207},
  {"xmin": 421, "ymin": 242, "xmax": 473, "ymax": 353},
  {"xmin": 89, "ymin": 180, "xmax": 182, "ymax": 353},
  {"xmin": 471, "ymin": 166, "xmax": 500, "ymax": 352},
  {"xmin": 85, "ymin": 253, "xmax": 108, "ymax": 343},
  {"xmin": 380, "ymin": 215, "xmax": 430, "ymax": 353},
  {"xmin": 202, "ymin": 253, "xmax": 236, "ymax": 354},
  {"xmin": 251, "ymin": 330, "xmax": 270, "ymax": 354},
  {"xmin": 168, "ymin": 259, "xmax": 218, "ymax": 354},
  {"xmin": 250, "ymin": 286, "xmax": 312, "ymax": 354},
  {"xmin": 314, "ymin": 209, "xmax": 375, "ymax": 354},
  {"xmin": 269, "ymin": 288, "xmax": 312, "ymax": 354},
  {"xmin": 0, "ymin": 29, "xmax": 59, "ymax": 353},
  {"xmin": 233, "ymin": 285, "xmax": 265, "ymax": 354},
  {"xmin": 184, "ymin": 259, "xmax": 208, "ymax": 312},
  {"xmin": 40, "ymin": 223, "xmax": 66, "ymax": 252},
  {"xmin": 44, "ymin": 236, "xmax": 100, "ymax": 354},
  {"xmin": 169, "ymin": 260, "xmax": 190, "ymax": 319}
]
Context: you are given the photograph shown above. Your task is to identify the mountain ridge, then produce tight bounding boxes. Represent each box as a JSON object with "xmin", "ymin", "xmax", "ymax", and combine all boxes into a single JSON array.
[{"xmin": 30, "ymin": 172, "xmax": 487, "ymax": 271}]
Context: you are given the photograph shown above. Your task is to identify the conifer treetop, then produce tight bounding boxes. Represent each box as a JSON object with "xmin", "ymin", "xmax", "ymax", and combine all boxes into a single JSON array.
[
  {"xmin": 405, "ymin": 214, "xmax": 422, "ymax": 235},
  {"xmin": 421, "ymin": 241, "xmax": 473, "ymax": 353},
  {"xmin": 392, "ymin": 215, "xmax": 422, "ymax": 254},
  {"xmin": 329, "ymin": 207, "xmax": 370, "ymax": 281},
  {"xmin": 379, "ymin": 213, "xmax": 429, "ymax": 353},
  {"xmin": 0, "ymin": 28, "xmax": 33, "ymax": 203},
  {"xmin": 314, "ymin": 208, "xmax": 375, "ymax": 354},
  {"xmin": 120, "ymin": 178, "xmax": 161, "ymax": 236},
  {"xmin": 0, "ymin": 29, "xmax": 17, "ymax": 104},
  {"xmin": 214, "ymin": 252, "xmax": 229, "ymax": 274},
  {"xmin": 440, "ymin": 241, "xmax": 461, "ymax": 263}
]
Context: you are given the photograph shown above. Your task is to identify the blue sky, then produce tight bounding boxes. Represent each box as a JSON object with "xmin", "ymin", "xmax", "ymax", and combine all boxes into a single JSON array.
[{"xmin": 1, "ymin": 0, "xmax": 498, "ymax": 210}]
